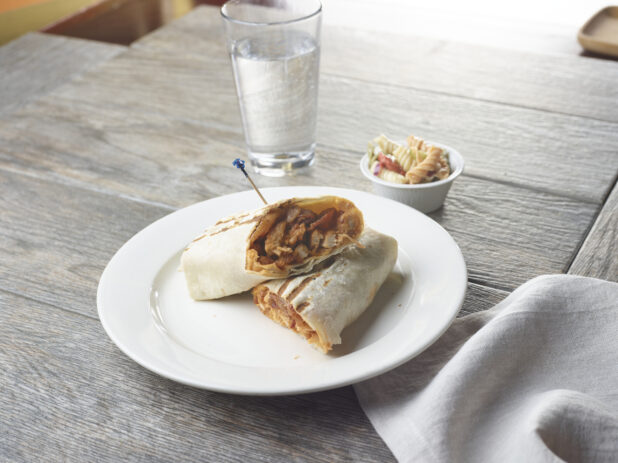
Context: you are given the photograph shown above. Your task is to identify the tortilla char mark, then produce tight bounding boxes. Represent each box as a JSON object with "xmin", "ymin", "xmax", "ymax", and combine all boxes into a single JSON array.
[
  {"xmin": 191, "ymin": 215, "xmax": 260, "ymax": 244},
  {"xmin": 277, "ymin": 278, "xmax": 293, "ymax": 296},
  {"xmin": 286, "ymin": 275, "xmax": 319, "ymax": 301}
]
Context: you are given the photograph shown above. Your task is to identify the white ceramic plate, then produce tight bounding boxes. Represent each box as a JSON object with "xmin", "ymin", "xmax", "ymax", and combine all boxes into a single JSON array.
[{"xmin": 98, "ymin": 186, "xmax": 467, "ymax": 395}]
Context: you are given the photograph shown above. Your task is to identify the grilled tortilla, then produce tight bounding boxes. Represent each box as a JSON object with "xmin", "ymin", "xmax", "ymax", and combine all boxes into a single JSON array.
[
  {"xmin": 181, "ymin": 196, "xmax": 364, "ymax": 300},
  {"xmin": 252, "ymin": 228, "xmax": 397, "ymax": 353}
]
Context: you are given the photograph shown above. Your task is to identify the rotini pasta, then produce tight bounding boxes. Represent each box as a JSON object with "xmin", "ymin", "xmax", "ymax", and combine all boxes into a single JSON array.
[
  {"xmin": 435, "ymin": 156, "xmax": 450, "ymax": 180},
  {"xmin": 375, "ymin": 134, "xmax": 399, "ymax": 155},
  {"xmin": 367, "ymin": 133, "xmax": 451, "ymax": 184},
  {"xmin": 392, "ymin": 145, "xmax": 417, "ymax": 172},
  {"xmin": 404, "ymin": 135, "xmax": 429, "ymax": 165},
  {"xmin": 406, "ymin": 146, "xmax": 443, "ymax": 184},
  {"xmin": 407, "ymin": 135, "xmax": 426, "ymax": 151}
]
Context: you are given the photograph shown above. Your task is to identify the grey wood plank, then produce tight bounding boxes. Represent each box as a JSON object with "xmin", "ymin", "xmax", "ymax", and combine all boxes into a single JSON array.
[
  {"xmin": 0, "ymin": 290, "xmax": 395, "ymax": 463},
  {"xmin": 0, "ymin": 10, "xmax": 595, "ymax": 463},
  {"xmin": 425, "ymin": 176, "xmax": 595, "ymax": 290},
  {"xmin": 0, "ymin": 23, "xmax": 604, "ymax": 293},
  {"xmin": 0, "ymin": 165, "xmax": 592, "ymax": 320},
  {"xmin": 459, "ymin": 283, "xmax": 508, "ymax": 316},
  {"xmin": 0, "ymin": 283, "xmax": 506, "ymax": 462},
  {"xmin": 135, "ymin": 6, "xmax": 618, "ymax": 123},
  {"xmin": 32, "ymin": 35, "xmax": 618, "ymax": 203},
  {"xmin": 569, "ymin": 181, "xmax": 618, "ymax": 282},
  {"xmin": 320, "ymin": 27, "xmax": 618, "ymax": 123},
  {"xmin": 316, "ymin": 74, "xmax": 618, "ymax": 204},
  {"xmin": 0, "ymin": 175, "xmax": 510, "ymax": 463},
  {"xmin": 0, "ymin": 94, "xmax": 360, "ymax": 207},
  {"xmin": 0, "ymin": 32, "xmax": 125, "ymax": 117},
  {"xmin": 0, "ymin": 281, "xmax": 507, "ymax": 463},
  {"xmin": 0, "ymin": 169, "xmax": 170, "ymax": 318},
  {"xmin": 321, "ymin": 0, "xmax": 587, "ymax": 56},
  {"xmin": 141, "ymin": 2, "xmax": 599, "ymax": 57}
]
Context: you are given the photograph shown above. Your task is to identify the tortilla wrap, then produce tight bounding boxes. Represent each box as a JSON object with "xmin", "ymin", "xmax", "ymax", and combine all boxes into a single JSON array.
[
  {"xmin": 181, "ymin": 196, "xmax": 364, "ymax": 300},
  {"xmin": 252, "ymin": 228, "xmax": 398, "ymax": 353}
]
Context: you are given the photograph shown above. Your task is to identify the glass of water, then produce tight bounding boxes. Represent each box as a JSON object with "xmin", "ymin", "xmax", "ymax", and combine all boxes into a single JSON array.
[{"xmin": 221, "ymin": 0, "xmax": 322, "ymax": 176}]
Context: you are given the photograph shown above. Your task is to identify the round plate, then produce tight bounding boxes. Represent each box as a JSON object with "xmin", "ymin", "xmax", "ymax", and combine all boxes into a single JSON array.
[{"xmin": 97, "ymin": 186, "xmax": 467, "ymax": 395}]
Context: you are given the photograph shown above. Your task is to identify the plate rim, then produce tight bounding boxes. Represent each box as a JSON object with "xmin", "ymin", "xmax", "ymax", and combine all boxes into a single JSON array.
[{"xmin": 97, "ymin": 186, "xmax": 467, "ymax": 395}]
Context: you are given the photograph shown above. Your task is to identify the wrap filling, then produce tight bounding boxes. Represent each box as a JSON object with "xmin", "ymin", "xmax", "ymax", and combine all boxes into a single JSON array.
[
  {"xmin": 253, "ymin": 286, "xmax": 327, "ymax": 351},
  {"xmin": 246, "ymin": 199, "xmax": 363, "ymax": 275}
]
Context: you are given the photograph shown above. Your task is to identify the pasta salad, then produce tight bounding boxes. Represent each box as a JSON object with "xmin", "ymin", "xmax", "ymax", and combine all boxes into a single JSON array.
[{"xmin": 367, "ymin": 134, "xmax": 451, "ymax": 184}]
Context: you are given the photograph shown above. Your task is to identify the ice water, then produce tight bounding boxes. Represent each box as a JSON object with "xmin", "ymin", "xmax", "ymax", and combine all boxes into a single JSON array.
[{"xmin": 230, "ymin": 30, "xmax": 320, "ymax": 173}]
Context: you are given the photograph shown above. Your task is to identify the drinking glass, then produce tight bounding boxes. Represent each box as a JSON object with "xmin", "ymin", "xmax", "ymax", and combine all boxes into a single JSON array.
[{"xmin": 221, "ymin": 0, "xmax": 322, "ymax": 176}]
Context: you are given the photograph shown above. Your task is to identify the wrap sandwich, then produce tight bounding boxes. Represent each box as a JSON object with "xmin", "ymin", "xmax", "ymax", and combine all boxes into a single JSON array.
[
  {"xmin": 252, "ymin": 228, "xmax": 398, "ymax": 353},
  {"xmin": 181, "ymin": 196, "xmax": 364, "ymax": 300}
]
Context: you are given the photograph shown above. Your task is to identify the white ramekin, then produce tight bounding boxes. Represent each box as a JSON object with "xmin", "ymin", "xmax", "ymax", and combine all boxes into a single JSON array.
[{"xmin": 359, "ymin": 142, "xmax": 464, "ymax": 213}]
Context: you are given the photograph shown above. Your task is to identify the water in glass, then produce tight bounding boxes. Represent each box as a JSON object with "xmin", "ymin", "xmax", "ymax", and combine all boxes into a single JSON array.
[{"xmin": 230, "ymin": 29, "xmax": 320, "ymax": 175}]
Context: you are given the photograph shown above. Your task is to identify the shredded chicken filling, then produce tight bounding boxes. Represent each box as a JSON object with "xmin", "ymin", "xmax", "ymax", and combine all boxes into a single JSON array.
[
  {"xmin": 253, "ymin": 287, "xmax": 325, "ymax": 350},
  {"xmin": 250, "ymin": 205, "xmax": 360, "ymax": 270}
]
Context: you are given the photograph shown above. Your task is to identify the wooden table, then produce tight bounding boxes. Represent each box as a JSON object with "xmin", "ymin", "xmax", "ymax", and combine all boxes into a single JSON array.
[{"xmin": 1, "ymin": 6, "xmax": 617, "ymax": 461}]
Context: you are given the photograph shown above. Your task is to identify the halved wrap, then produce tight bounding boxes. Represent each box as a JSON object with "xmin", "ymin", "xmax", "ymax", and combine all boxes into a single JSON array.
[
  {"xmin": 181, "ymin": 196, "xmax": 364, "ymax": 300},
  {"xmin": 252, "ymin": 228, "xmax": 398, "ymax": 353}
]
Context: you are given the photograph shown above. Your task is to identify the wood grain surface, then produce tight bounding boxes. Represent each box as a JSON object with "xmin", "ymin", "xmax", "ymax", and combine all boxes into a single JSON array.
[
  {"xmin": 1, "ymin": 5, "xmax": 616, "ymax": 463},
  {"xmin": 459, "ymin": 283, "xmax": 508, "ymax": 316},
  {"xmin": 569, "ymin": 181, "xmax": 618, "ymax": 282},
  {"xmin": 136, "ymin": 6, "xmax": 618, "ymax": 123},
  {"xmin": 316, "ymin": 74, "xmax": 618, "ymax": 203},
  {"xmin": 0, "ymin": 123, "xmax": 596, "ymax": 293},
  {"xmin": 320, "ymin": 0, "xmax": 604, "ymax": 56},
  {"xmin": 0, "ymin": 6, "xmax": 607, "ymax": 301},
  {"xmin": 0, "ymin": 169, "xmax": 508, "ymax": 317},
  {"xmin": 0, "ymin": 290, "xmax": 395, "ymax": 463},
  {"xmin": 0, "ymin": 173, "xmax": 506, "ymax": 462},
  {"xmin": 135, "ymin": 0, "xmax": 588, "ymax": 57},
  {"xmin": 26, "ymin": 24, "xmax": 617, "ymax": 202},
  {"xmin": 0, "ymin": 32, "xmax": 125, "ymax": 116},
  {"xmin": 0, "ymin": 169, "xmax": 170, "ymax": 317}
]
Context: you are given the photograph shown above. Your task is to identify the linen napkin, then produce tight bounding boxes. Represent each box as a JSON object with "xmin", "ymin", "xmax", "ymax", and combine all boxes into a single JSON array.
[{"xmin": 355, "ymin": 275, "xmax": 618, "ymax": 462}]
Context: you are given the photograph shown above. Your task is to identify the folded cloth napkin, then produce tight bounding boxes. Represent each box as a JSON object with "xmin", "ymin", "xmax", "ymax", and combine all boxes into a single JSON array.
[{"xmin": 355, "ymin": 275, "xmax": 618, "ymax": 462}]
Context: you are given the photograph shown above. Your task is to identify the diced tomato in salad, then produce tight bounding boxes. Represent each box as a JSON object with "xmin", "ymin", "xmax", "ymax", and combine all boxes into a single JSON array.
[{"xmin": 377, "ymin": 152, "xmax": 406, "ymax": 176}]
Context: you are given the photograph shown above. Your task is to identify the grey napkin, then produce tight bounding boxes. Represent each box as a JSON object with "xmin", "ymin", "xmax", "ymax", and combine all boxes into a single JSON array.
[{"xmin": 355, "ymin": 275, "xmax": 618, "ymax": 462}]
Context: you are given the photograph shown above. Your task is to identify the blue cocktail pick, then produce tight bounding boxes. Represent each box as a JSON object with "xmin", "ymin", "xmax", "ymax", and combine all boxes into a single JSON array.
[
  {"xmin": 233, "ymin": 158, "xmax": 246, "ymax": 172},
  {"xmin": 233, "ymin": 158, "xmax": 268, "ymax": 205}
]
